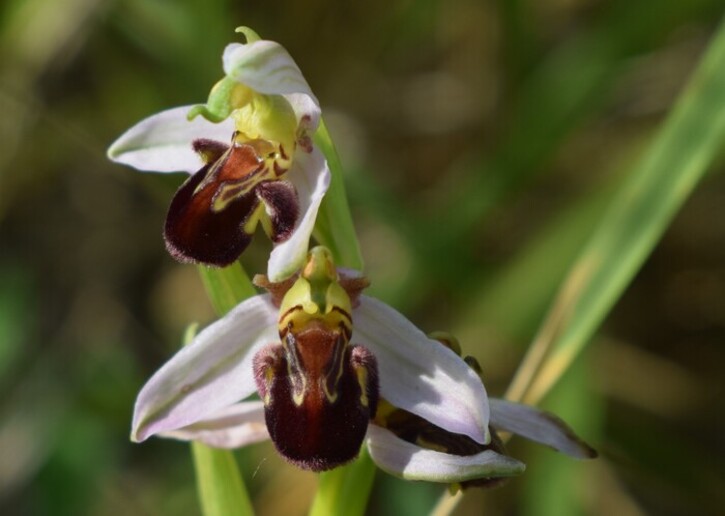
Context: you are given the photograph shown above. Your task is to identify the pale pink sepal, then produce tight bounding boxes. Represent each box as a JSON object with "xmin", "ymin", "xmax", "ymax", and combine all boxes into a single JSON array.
[
  {"xmin": 489, "ymin": 399, "xmax": 597, "ymax": 459},
  {"xmin": 107, "ymin": 105, "xmax": 235, "ymax": 173},
  {"xmin": 160, "ymin": 401, "xmax": 269, "ymax": 449},
  {"xmin": 366, "ymin": 425, "xmax": 524, "ymax": 482},
  {"xmin": 131, "ymin": 295, "xmax": 278, "ymax": 442},
  {"xmin": 354, "ymin": 297, "xmax": 491, "ymax": 445}
]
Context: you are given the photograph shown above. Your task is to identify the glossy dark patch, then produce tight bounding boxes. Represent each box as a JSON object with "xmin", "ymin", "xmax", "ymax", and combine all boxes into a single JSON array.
[{"xmin": 253, "ymin": 325, "xmax": 378, "ymax": 471}]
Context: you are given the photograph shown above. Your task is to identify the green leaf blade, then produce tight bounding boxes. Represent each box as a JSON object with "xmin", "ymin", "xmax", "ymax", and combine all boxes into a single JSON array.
[{"xmin": 514, "ymin": 17, "xmax": 725, "ymax": 404}]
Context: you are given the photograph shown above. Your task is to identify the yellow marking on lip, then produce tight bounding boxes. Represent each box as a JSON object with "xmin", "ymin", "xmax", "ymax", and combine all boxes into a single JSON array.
[
  {"xmin": 355, "ymin": 367, "xmax": 369, "ymax": 408},
  {"xmin": 321, "ymin": 337, "xmax": 347, "ymax": 404},
  {"xmin": 322, "ymin": 385, "xmax": 338, "ymax": 404},
  {"xmin": 291, "ymin": 385, "xmax": 305, "ymax": 406},
  {"xmin": 242, "ymin": 202, "xmax": 266, "ymax": 235},
  {"xmin": 282, "ymin": 335, "xmax": 307, "ymax": 407},
  {"xmin": 263, "ymin": 367, "xmax": 275, "ymax": 405}
]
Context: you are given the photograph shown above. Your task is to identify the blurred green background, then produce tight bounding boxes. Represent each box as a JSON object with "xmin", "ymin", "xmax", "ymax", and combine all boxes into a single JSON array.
[{"xmin": 1, "ymin": 0, "xmax": 724, "ymax": 515}]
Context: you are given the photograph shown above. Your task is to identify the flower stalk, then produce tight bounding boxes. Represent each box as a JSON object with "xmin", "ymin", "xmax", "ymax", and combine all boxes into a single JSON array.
[
  {"xmin": 312, "ymin": 119, "xmax": 364, "ymax": 271},
  {"xmin": 309, "ymin": 448, "xmax": 377, "ymax": 516},
  {"xmin": 198, "ymin": 262, "xmax": 257, "ymax": 315},
  {"xmin": 191, "ymin": 441, "xmax": 254, "ymax": 516}
]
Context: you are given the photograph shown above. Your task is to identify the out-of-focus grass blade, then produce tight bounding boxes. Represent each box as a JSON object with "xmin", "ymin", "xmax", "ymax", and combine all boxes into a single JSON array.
[
  {"xmin": 192, "ymin": 265, "xmax": 257, "ymax": 516},
  {"xmin": 444, "ymin": 0, "xmax": 719, "ymax": 238},
  {"xmin": 0, "ymin": 268, "xmax": 32, "ymax": 380},
  {"xmin": 509, "ymin": 17, "xmax": 725, "ymax": 405},
  {"xmin": 455, "ymin": 175, "xmax": 620, "ymax": 348},
  {"xmin": 342, "ymin": 0, "xmax": 720, "ymax": 295},
  {"xmin": 521, "ymin": 353, "xmax": 604, "ymax": 516},
  {"xmin": 0, "ymin": 0, "xmax": 103, "ymax": 73}
]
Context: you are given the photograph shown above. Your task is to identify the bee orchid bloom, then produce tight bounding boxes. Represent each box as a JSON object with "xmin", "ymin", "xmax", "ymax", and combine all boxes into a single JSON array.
[
  {"xmin": 108, "ymin": 28, "xmax": 328, "ymax": 281},
  {"xmin": 131, "ymin": 247, "xmax": 594, "ymax": 482}
]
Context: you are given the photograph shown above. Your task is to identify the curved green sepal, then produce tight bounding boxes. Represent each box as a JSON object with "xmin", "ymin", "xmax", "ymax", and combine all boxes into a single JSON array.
[
  {"xmin": 235, "ymin": 26, "xmax": 261, "ymax": 43},
  {"xmin": 187, "ymin": 104, "xmax": 227, "ymax": 124}
]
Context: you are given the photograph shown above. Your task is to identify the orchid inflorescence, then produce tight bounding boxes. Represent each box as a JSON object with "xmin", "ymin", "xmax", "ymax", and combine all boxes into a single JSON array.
[{"xmin": 109, "ymin": 27, "xmax": 595, "ymax": 487}]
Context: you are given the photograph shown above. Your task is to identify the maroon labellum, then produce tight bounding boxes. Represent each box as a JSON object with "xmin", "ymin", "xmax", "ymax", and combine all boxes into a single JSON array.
[
  {"xmin": 164, "ymin": 138, "xmax": 299, "ymax": 267},
  {"xmin": 252, "ymin": 270, "xmax": 380, "ymax": 472},
  {"xmin": 254, "ymin": 329, "xmax": 378, "ymax": 471}
]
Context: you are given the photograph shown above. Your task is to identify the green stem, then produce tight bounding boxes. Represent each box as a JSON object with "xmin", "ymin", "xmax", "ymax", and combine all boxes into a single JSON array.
[
  {"xmin": 190, "ymin": 261, "xmax": 257, "ymax": 516},
  {"xmin": 198, "ymin": 262, "xmax": 257, "ymax": 314},
  {"xmin": 309, "ymin": 448, "xmax": 377, "ymax": 516},
  {"xmin": 191, "ymin": 443, "xmax": 255, "ymax": 516},
  {"xmin": 312, "ymin": 119, "xmax": 364, "ymax": 270}
]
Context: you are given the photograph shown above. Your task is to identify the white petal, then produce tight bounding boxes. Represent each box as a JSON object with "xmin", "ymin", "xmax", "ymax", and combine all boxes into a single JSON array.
[
  {"xmin": 489, "ymin": 399, "xmax": 597, "ymax": 459},
  {"xmin": 222, "ymin": 41, "xmax": 314, "ymax": 98},
  {"xmin": 366, "ymin": 425, "xmax": 524, "ymax": 482},
  {"xmin": 266, "ymin": 146, "xmax": 331, "ymax": 281},
  {"xmin": 108, "ymin": 105, "xmax": 235, "ymax": 173},
  {"xmin": 222, "ymin": 41, "xmax": 320, "ymax": 130},
  {"xmin": 353, "ymin": 297, "xmax": 490, "ymax": 444},
  {"xmin": 131, "ymin": 295, "xmax": 278, "ymax": 442},
  {"xmin": 160, "ymin": 401, "xmax": 270, "ymax": 449}
]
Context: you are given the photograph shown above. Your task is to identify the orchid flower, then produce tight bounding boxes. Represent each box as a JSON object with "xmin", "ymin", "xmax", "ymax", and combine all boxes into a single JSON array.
[
  {"xmin": 107, "ymin": 28, "xmax": 328, "ymax": 281},
  {"xmin": 131, "ymin": 247, "xmax": 595, "ymax": 483}
]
